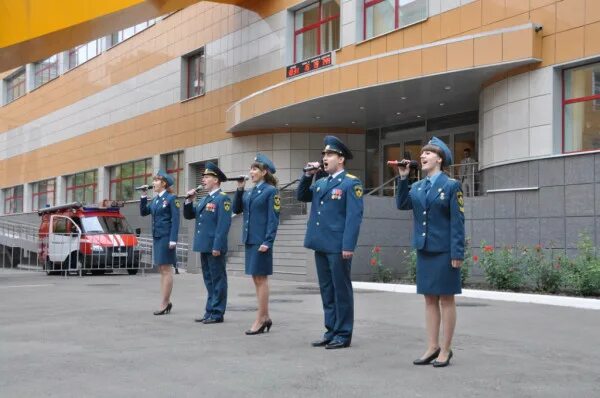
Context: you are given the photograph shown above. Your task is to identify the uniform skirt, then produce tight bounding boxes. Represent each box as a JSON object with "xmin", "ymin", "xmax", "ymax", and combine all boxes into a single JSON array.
[
  {"xmin": 244, "ymin": 244, "xmax": 273, "ymax": 276},
  {"xmin": 153, "ymin": 236, "xmax": 177, "ymax": 266},
  {"xmin": 416, "ymin": 250, "xmax": 461, "ymax": 295}
]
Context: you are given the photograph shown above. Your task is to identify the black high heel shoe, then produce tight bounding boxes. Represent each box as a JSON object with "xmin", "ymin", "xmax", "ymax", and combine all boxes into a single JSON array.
[
  {"xmin": 245, "ymin": 319, "xmax": 272, "ymax": 335},
  {"xmin": 413, "ymin": 347, "xmax": 441, "ymax": 365},
  {"xmin": 432, "ymin": 350, "xmax": 453, "ymax": 367},
  {"xmin": 153, "ymin": 302, "xmax": 172, "ymax": 316}
]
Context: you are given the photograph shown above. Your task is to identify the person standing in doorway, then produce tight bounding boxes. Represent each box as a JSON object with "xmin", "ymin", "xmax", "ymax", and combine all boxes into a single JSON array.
[
  {"xmin": 297, "ymin": 135, "xmax": 364, "ymax": 350},
  {"xmin": 459, "ymin": 148, "xmax": 477, "ymax": 197},
  {"xmin": 396, "ymin": 137, "xmax": 465, "ymax": 367},
  {"xmin": 184, "ymin": 162, "xmax": 232, "ymax": 324}
]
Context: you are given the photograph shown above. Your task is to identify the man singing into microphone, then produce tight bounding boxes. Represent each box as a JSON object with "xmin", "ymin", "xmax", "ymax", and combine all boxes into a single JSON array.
[
  {"xmin": 297, "ymin": 135, "xmax": 364, "ymax": 349},
  {"xmin": 184, "ymin": 162, "xmax": 232, "ymax": 324}
]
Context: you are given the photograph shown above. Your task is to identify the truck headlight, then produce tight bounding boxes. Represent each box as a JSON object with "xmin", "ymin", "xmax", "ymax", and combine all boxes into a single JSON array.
[{"xmin": 92, "ymin": 245, "xmax": 104, "ymax": 252}]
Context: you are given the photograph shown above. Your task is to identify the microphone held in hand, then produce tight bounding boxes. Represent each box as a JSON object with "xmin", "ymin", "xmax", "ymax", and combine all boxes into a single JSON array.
[
  {"xmin": 303, "ymin": 162, "xmax": 323, "ymax": 172},
  {"xmin": 134, "ymin": 184, "xmax": 151, "ymax": 191},
  {"xmin": 387, "ymin": 160, "xmax": 419, "ymax": 169},
  {"xmin": 226, "ymin": 175, "xmax": 249, "ymax": 182}
]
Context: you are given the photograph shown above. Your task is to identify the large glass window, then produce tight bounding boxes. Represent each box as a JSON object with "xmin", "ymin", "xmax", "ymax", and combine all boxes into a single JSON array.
[
  {"xmin": 186, "ymin": 49, "xmax": 206, "ymax": 99},
  {"xmin": 109, "ymin": 159, "xmax": 153, "ymax": 201},
  {"xmin": 3, "ymin": 186, "xmax": 24, "ymax": 214},
  {"xmin": 364, "ymin": 0, "xmax": 427, "ymax": 40},
  {"xmin": 294, "ymin": 1, "xmax": 340, "ymax": 62},
  {"xmin": 165, "ymin": 152, "xmax": 184, "ymax": 195},
  {"xmin": 32, "ymin": 179, "xmax": 56, "ymax": 211},
  {"xmin": 5, "ymin": 69, "xmax": 26, "ymax": 103},
  {"xmin": 110, "ymin": 18, "xmax": 160, "ymax": 47},
  {"xmin": 34, "ymin": 55, "xmax": 59, "ymax": 88},
  {"xmin": 66, "ymin": 170, "xmax": 98, "ymax": 204},
  {"xmin": 68, "ymin": 39, "xmax": 105, "ymax": 70},
  {"xmin": 563, "ymin": 62, "xmax": 600, "ymax": 153}
]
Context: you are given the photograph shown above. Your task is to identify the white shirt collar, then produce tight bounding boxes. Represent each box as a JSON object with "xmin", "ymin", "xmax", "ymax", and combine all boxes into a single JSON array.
[
  {"xmin": 330, "ymin": 169, "xmax": 345, "ymax": 179},
  {"xmin": 209, "ymin": 188, "xmax": 220, "ymax": 196},
  {"xmin": 157, "ymin": 190, "xmax": 166, "ymax": 198}
]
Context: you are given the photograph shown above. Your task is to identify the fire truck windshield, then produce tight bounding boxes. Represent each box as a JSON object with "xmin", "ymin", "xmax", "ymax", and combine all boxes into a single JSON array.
[{"xmin": 80, "ymin": 216, "xmax": 133, "ymax": 235}]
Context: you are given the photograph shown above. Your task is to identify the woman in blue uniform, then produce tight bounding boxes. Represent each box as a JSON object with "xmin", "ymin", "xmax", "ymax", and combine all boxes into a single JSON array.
[
  {"xmin": 140, "ymin": 171, "xmax": 181, "ymax": 315},
  {"xmin": 396, "ymin": 137, "xmax": 465, "ymax": 367},
  {"xmin": 232, "ymin": 153, "xmax": 280, "ymax": 335}
]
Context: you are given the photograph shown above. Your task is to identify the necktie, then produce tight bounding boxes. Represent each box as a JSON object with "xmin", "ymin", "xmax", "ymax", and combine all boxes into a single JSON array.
[
  {"xmin": 327, "ymin": 176, "xmax": 333, "ymax": 184},
  {"xmin": 423, "ymin": 178, "xmax": 431, "ymax": 197}
]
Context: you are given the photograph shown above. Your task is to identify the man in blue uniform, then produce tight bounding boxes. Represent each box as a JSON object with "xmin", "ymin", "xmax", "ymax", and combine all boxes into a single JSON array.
[
  {"xmin": 297, "ymin": 136, "xmax": 364, "ymax": 349},
  {"xmin": 184, "ymin": 162, "xmax": 232, "ymax": 324}
]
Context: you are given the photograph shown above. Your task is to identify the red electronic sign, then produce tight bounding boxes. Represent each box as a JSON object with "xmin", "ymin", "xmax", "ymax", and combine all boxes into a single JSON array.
[{"xmin": 286, "ymin": 52, "xmax": 333, "ymax": 79}]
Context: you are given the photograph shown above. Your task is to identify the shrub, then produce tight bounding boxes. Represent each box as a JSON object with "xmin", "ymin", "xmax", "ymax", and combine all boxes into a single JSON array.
[
  {"xmin": 479, "ymin": 243, "xmax": 523, "ymax": 291},
  {"xmin": 522, "ymin": 245, "xmax": 562, "ymax": 293},
  {"xmin": 370, "ymin": 246, "xmax": 393, "ymax": 283}
]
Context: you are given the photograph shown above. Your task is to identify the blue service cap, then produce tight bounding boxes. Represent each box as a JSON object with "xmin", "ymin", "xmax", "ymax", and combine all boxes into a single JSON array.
[
  {"xmin": 155, "ymin": 170, "xmax": 175, "ymax": 187},
  {"xmin": 203, "ymin": 161, "xmax": 227, "ymax": 182},
  {"xmin": 254, "ymin": 153, "xmax": 276, "ymax": 174},
  {"xmin": 428, "ymin": 136, "xmax": 453, "ymax": 166},
  {"xmin": 322, "ymin": 135, "xmax": 353, "ymax": 160}
]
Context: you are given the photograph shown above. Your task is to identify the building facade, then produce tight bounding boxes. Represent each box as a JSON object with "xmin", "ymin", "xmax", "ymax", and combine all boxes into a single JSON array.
[{"xmin": 1, "ymin": 0, "xmax": 599, "ymax": 278}]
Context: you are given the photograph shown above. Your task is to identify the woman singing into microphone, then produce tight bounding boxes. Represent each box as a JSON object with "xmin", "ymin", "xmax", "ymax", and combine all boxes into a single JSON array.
[
  {"xmin": 232, "ymin": 153, "xmax": 280, "ymax": 335},
  {"xmin": 395, "ymin": 137, "xmax": 465, "ymax": 368}
]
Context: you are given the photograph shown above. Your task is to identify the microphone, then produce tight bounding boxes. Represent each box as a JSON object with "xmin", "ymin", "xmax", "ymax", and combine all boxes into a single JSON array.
[
  {"xmin": 303, "ymin": 162, "xmax": 323, "ymax": 172},
  {"xmin": 226, "ymin": 175, "xmax": 249, "ymax": 182},
  {"xmin": 387, "ymin": 160, "xmax": 419, "ymax": 169},
  {"xmin": 134, "ymin": 184, "xmax": 151, "ymax": 191}
]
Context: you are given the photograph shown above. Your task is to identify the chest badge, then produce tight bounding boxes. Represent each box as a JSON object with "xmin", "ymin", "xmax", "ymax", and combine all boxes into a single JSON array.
[
  {"xmin": 206, "ymin": 203, "xmax": 216, "ymax": 212},
  {"xmin": 162, "ymin": 199, "xmax": 168, "ymax": 208},
  {"xmin": 331, "ymin": 188, "xmax": 343, "ymax": 200},
  {"xmin": 440, "ymin": 192, "xmax": 445, "ymax": 200}
]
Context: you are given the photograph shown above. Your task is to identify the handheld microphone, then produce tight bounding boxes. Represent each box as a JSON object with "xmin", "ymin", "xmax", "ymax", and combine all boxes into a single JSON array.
[
  {"xmin": 226, "ymin": 175, "xmax": 249, "ymax": 182},
  {"xmin": 387, "ymin": 160, "xmax": 419, "ymax": 169},
  {"xmin": 303, "ymin": 162, "xmax": 323, "ymax": 172},
  {"xmin": 134, "ymin": 184, "xmax": 151, "ymax": 191}
]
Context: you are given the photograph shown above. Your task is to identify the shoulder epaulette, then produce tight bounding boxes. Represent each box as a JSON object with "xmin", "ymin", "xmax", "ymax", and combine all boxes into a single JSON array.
[
  {"xmin": 220, "ymin": 192, "xmax": 227, "ymax": 195},
  {"xmin": 346, "ymin": 173, "xmax": 358, "ymax": 179}
]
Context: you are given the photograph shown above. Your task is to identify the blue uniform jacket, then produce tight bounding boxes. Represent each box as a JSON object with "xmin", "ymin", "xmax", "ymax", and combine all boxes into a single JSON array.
[
  {"xmin": 183, "ymin": 190, "xmax": 232, "ymax": 253},
  {"xmin": 140, "ymin": 192, "xmax": 180, "ymax": 242},
  {"xmin": 232, "ymin": 184, "xmax": 280, "ymax": 248},
  {"xmin": 297, "ymin": 171, "xmax": 364, "ymax": 253},
  {"xmin": 396, "ymin": 173, "xmax": 465, "ymax": 260}
]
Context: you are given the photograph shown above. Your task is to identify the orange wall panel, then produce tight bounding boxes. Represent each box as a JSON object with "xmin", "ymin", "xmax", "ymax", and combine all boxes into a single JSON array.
[
  {"xmin": 555, "ymin": 27, "xmax": 585, "ymax": 63},
  {"xmin": 447, "ymin": 39, "xmax": 474, "ymax": 71},
  {"xmin": 474, "ymin": 34, "xmax": 503, "ymax": 65}
]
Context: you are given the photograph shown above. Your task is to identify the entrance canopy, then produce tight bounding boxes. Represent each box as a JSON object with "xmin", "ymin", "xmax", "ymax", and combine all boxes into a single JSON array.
[{"xmin": 227, "ymin": 24, "xmax": 542, "ymax": 133}]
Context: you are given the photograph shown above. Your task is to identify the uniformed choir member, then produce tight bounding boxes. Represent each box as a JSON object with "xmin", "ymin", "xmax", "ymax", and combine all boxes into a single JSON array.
[
  {"xmin": 140, "ymin": 171, "xmax": 181, "ymax": 315},
  {"xmin": 232, "ymin": 153, "xmax": 280, "ymax": 335},
  {"xmin": 184, "ymin": 162, "xmax": 232, "ymax": 324},
  {"xmin": 297, "ymin": 136, "xmax": 364, "ymax": 349},
  {"xmin": 396, "ymin": 137, "xmax": 465, "ymax": 367}
]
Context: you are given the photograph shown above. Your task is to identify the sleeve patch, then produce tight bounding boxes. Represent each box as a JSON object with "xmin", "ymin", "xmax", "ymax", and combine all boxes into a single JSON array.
[
  {"xmin": 274, "ymin": 195, "xmax": 281, "ymax": 212},
  {"xmin": 223, "ymin": 200, "xmax": 231, "ymax": 212},
  {"xmin": 353, "ymin": 185, "xmax": 363, "ymax": 198},
  {"xmin": 457, "ymin": 191, "xmax": 464, "ymax": 212}
]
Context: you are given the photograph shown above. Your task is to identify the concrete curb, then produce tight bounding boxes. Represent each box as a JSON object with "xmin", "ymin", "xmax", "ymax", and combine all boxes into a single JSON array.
[{"xmin": 352, "ymin": 281, "xmax": 600, "ymax": 310}]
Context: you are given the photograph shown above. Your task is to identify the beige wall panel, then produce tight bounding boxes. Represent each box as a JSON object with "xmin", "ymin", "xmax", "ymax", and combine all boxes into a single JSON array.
[
  {"xmin": 422, "ymin": 15, "xmax": 442, "ymax": 43},
  {"xmin": 555, "ymin": 27, "xmax": 584, "ymax": 63},
  {"xmin": 555, "ymin": 0, "xmax": 585, "ymax": 33},
  {"xmin": 584, "ymin": 21, "xmax": 600, "ymax": 57},
  {"xmin": 377, "ymin": 55, "xmax": 400, "ymax": 83},
  {"xmin": 447, "ymin": 39, "xmax": 474, "ymax": 71},
  {"xmin": 460, "ymin": 0, "xmax": 483, "ymax": 32},
  {"xmin": 357, "ymin": 59, "xmax": 378, "ymax": 87},
  {"xmin": 530, "ymin": 4, "xmax": 556, "ymax": 36},
  {"xmin": 398, "ymin": 50, "xmax": 423, "ymax": 80},
  {"xmin": 422, "ymin": 45, "xmax": 447, "ymax": 75},
  {"xmin": 440, "ymin": 9, "xmax": 461, "ymax": 39},
  {"xmin": 474, "ymin": 34, "xmax": 503, "ymax": 66}
]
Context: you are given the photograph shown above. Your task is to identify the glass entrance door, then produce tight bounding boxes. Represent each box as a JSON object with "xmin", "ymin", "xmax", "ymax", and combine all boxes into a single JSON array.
[{"xmin": 382, "ymin": 138, "xmax": 423, "ymax": 195}]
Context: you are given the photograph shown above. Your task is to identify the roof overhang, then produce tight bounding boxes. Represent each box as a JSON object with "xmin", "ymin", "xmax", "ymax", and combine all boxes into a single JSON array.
[{"xmin": 227, "ymin": 24, "xmax": 543, "ymax": 133}]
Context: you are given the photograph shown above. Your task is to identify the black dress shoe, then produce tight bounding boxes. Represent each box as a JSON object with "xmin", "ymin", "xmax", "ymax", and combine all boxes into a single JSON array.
[
  {"xmin": 194, "ymin": 316, "xmax": 208, "ymax": 323},
  {"xmin": 325, "ymin": 340, "xmax": 351, "ymax": 349},
  {"xmin": 413, "ymin": 347, "xmax": 441, "ymax": 365},
  {"xmin": 311, "ymin": 338, "xmax": 331, "ymax": 347},
  {"xmin": 202, "ymin": 318, "xmax": 224, "ymax": 324},
  {"xmin": 432, "ymin": 350, "xmax": 453, "ymax": 367}
]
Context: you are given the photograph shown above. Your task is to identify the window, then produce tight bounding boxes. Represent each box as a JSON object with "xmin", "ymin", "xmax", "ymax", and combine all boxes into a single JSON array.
[
  {"xmin": 185, "ymin": 49, "xmax": 206, "ymax": 99},
  {"xmin": 109, "ymin": 159, "xmax": 153, "ymax": 201},
  {"xmin": 563, "ymin": 62, "xmax": 600, "ymax": 153},
  {"xmin": 66, "ymin": 170, "xmax": 98, "ymax": 204},
  {"xmin": 32, "ymin": 179, "xmax": 56, "ymax": 211},
  {"xmin": 34, "ymin": 55, "xmax": 59, "ymax": 88},
  {"xmin": 364, "ymin": 0, "xmax": 427, "ymax": 40},
  {"xmin": 165, "ymin": 152, "xmax": 184, "ymax": 195},
  {"xmin": 5, "ymin": 69, "xmax": 26, "ymax": 103},
  {"xmin": 3, "ymin": 186, "xmax": 23, "ymax": 214},
  {"xmin": 68, "ymin": 39, "xmax": 105, "ymax": 70},
  {"xmin": 110, "ymin": 18, "xmax": 160, "ymax": 46},
  {"xmin": 294, "ymin": 1, "xmax": 340, "ymax": 62}
]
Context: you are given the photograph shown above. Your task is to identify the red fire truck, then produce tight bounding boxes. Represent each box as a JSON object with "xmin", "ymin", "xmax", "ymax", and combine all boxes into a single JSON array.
[{"xmin": 38, "ymin": 201, "xmax": 141, "ymax": 275}]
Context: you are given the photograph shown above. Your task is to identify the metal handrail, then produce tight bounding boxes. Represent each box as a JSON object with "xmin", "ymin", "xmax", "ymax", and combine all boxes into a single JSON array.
[{"xmin": 366, "ymin": 176, "xmax": 398, "ymax": 196}]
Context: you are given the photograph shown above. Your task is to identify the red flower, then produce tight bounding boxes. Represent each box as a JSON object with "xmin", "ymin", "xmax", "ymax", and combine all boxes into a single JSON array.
[
  {"xmin": 370, "ymin": 258, "xmax": 377, "ymax": 266},
  {"xmin": 472, "ymin": 255, "xmax": 479, "ymax": 262},
  {"xmin": 483, "ymin": 245, "xmax": 494, "ymax": 253},
  {"xmin": 374, "ymin": 246, "xmax": 381, "ymax": 253}
]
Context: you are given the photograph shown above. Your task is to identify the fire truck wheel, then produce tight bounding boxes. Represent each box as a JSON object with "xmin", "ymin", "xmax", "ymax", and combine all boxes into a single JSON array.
[{"xmin": 127, "ymin": 269, "xmax": 138, "ymax": 275}]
